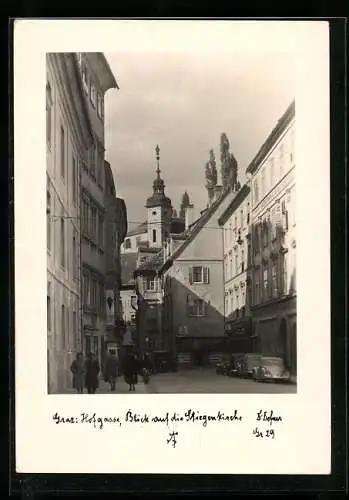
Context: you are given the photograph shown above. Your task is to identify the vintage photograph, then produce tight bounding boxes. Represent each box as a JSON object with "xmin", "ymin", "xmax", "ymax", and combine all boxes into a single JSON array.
[{"xmin": 46, "ymin": 50, "xmax": 297, "ymax": 395}]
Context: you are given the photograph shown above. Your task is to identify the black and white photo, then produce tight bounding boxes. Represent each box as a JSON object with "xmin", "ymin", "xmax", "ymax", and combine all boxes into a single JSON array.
[{"xmin": 46, "ymin": 50, "xmax": 297, "ymax": 394}]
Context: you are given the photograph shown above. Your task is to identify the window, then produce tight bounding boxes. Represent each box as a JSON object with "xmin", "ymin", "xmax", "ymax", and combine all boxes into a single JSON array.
[
  {"xmin": 47, "ymin": 282, "xmax": 51, "ymax": 331},
  {"xmin": 46, "ymin": 188, "xmax": 51, "ymax": 251},
  {"xmin": 97, "ymin": 92, "xmax": 102, "ymax": 118},
  {"xmin": 73, "ymin": 311, "xmax": 77, "ymax": 348},
  {"xmin": 46, "ymin": 83, "xmax": 52, "ymax": 146},
  {"xmin": 72, "ymin": 233, "xmax": 77, "ymax": 279},
  {"xmin": 283, "ymin": 255, "xmax": 288, "ymax": 295},
  {"xmin": 91, "ymin": 205, "xmax": 97, "ymax": 242},
  {"xmin": 81, "ymin": 63, "xmax": 88, "ymax": 93},
  {"xmin": 90, "ymin": 82, "xmax": 96, "ymax": 107},
  {"xmin": 187, "ymin": 295, "xmax": 208, "ymax": 316},
  {"xmin": 190, "ymin": 266, "xmax": 210, "ymax": 284},
  {"xmin": 254, "ymin": 180, "xmax": 259, "ymax": 203},
  {"xmin": 60, "ymin": 217, "xmax": 65, "ymax": 267},
  {"xmin": 236, "ymin": 290, "xmax": 240, "ymax": 312},
  {"xmin": 290, "ymin": 130, "xmax": 295, "ymax": 163},
  {"xmin": 230, "ymin": 292, "xmax": 234, "ymax": 313},
  {"xmin": 98, "ymin": 212, "xmax": 104, "ymax": 248},
  {"xmin": 261, "ymin": 169, "xmax": 265, "ymax": 197},
  {"xmin": 152, "ymin": 229, "xmax": 157, "ymax": 243},
  {"xmin": 235, "ymin": 251, "xmax": 238, "ymax": 276},
  {"xmin": 241, "ymin": 248, "xmax": 245, "ymax": 272},
  {"xmin": 263, "ymin": 265, "xmax": 269, "ymax": 300},
  {"xmin": 89, "ymin": 145, "xmax": 96, "ymax": 178},
  {"xmin": 263, "ymin": 224, "xmax": 269, "ymax": 247},
  {"xmin": 93, "ymin": 336, "xmax": 99, "ymax": 358},
  {"xmin": 144, "ymin": 278, "xmax": 157, "ymax": 291},
  {"xmin": 72, "ymin": 156, "xmax": 77, "ymax": 204},
  {"xmin": 270, "ymin": 157, "xmax": 274, "ymax": 186},
  {"xmin": 272, "ymin": 262, "xmax": 278, "ymax": 298},
  {"xmin": 61, "ymin": 305, "xmax": 65, "ymax": 350},
  {"xmin": 247, "ymin": 242, "xmax": 251, "ymax": 266},
  {"xmin": 279, "ymin": 144, "xmax": 285, "ymax": 176},
  {"xmin": 99, "ymin": 283, "xmax": 105, "ymax": 314},
  {"xmin": 255, "ymin": 270, "xmax": 260, "ymax": 304},
  {"xmin": 85, "ymin": 335, "xmax": 91, "ymax": 356},
  {"xmin": 82, "ymin": 195, "xmax": 88, "ymax": 236},
  {"xmin": 282, "ymin": 200, "xmax": 289, "ymax": 232},
  {"xmin": 66, "ymin": 307, "xmax": 70, "ymax": 350},
  {"xmin": 125, "ymin": 238, "xmax": 131, "ymax": 249},
  {"xmin": 60, "ymin": 126, "xmax": 65, "ymax": 179},
  {"xmin": 83, "ymin": 274, "xmax": 89, "ymax": 306}
]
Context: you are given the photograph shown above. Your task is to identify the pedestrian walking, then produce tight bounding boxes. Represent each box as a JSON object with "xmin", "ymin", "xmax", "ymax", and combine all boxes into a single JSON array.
[
  {"xmin": 123, "ymin": 351, "xmax": 138, "ymax": 392},
  {"xmin": 70, "ymin": 352, "xmax": 85, "ymax": 394},
  {"xmin": 104, "ymin": 349, "xmax": 119, "ymax": 392},
  {"xmin": 85, "ymin": 352, "xmax": 100, "ymax": 394}
]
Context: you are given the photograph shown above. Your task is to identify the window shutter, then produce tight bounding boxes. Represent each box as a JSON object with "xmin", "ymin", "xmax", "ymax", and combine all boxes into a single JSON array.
[
  {"xmin": 204, "ymin": 267, "xmax": 210, "ymax": 284},
  {"xmin": 189, "ymin": 267, "xmax": 193, "ymax": 284}
]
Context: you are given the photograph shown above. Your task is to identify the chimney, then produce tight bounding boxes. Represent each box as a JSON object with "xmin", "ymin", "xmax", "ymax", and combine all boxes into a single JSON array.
[
  {"xmin": 213, "ymin": 185, "xmax": 224, "ymax": 203},
  {"xmin": 185, "ymin": 204, "xmax": 195, "ymax": 230}
]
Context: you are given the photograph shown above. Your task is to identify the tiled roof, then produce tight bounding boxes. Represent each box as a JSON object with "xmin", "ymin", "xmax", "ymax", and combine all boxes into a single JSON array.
[
  {"xmin": 121, "ymin": 252, "xmax": 138, "ymax": 285},
  {"xmin": 158, "ymin": 187, "xmax": 233, "ymax": 273},
  {"xmin": 126, "ymin": 221, "xmax": 147, "ymax": 237},
  {"xmin": 136, "ymin": 249, "xmax": 164, "ymax": 273}
]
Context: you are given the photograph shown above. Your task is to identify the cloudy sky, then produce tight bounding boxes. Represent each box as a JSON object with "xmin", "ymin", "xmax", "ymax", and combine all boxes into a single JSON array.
[{"xmin": 104, "ymin": 51, "xmax": 295, "ymax": 229}]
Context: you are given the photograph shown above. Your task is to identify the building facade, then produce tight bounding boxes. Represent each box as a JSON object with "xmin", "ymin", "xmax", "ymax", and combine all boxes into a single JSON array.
[
  {"xmin": 134, "ymin": 247, "xmax": 164, "ymax": 350},
  {"xmin": 104, "ymin": 160, "xmax": 127, "ymax": 363},
  {"xmin": 77, "ymin": 53, "xmax": 118, "ymax": 367},
  {"xmin": 158, "ymin": 187, "xmax": 239, "ymax": 366},
  {"xmin": 219, "ymin": 184, "xmax": 253, "ymax": 353},
  {"xmin": 46, "ymin": 53, "xmax": 94, "ymax": 393},
  {"xmin": 247, "ymin": 100, "xmax": 296, "ymax": 376}
]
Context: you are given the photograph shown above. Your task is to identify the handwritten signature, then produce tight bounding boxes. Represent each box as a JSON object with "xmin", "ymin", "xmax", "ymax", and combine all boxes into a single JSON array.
[{"xmin": 167, "ymin": 431, "xmax": 178, "ymax": 448}]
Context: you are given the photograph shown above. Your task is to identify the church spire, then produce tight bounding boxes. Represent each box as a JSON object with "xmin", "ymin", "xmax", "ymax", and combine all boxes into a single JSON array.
[
  {"xmin": 155, "ymin": 144, "xmax": 161, "ymax": 179},
  {"xmin": 145, "ymin": 145, "xmax": 172, "ymax": 209}
]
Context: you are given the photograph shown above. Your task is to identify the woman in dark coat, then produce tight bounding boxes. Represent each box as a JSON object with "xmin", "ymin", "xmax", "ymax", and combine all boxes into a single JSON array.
[
  {"xmin": 104, "ymin": 349, "xmax": 119, "ymax": 392},
  {"xmin": 123, "ymin": 352, "xmax": 138, "ymax": 391},
  {"xmin": 85, "ymin": 352, "xmax": 100, "ymax": 394},
  {"xmin": 70, "ymin": 352, "xmax": 85, "ymax": 393}
]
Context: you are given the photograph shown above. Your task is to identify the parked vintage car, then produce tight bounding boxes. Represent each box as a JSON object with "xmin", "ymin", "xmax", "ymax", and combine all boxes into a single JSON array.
[
  {"xmin": 242, "ymin": 353, "xmax": 262, "ymax": 378},
  {"xmin": 227, "ymin": 353, "xmax": 245, "ymax": 377},
  {"xmin": 215, "ymin": 353, "xmax": 231, "ymax": 375},
  {"xmin": 252, "ymin": 356, "xmax": 291, "ymax": 382}
]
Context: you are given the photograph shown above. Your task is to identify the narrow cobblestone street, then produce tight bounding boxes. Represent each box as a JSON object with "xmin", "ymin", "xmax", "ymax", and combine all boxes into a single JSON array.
[{"xmin": 59, "ymin": 367, "xmax": 296, "ymax": 394}]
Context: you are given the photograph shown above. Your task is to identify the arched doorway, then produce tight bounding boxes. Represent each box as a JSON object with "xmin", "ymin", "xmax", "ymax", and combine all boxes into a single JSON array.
[
  {"xmin": 279, "ymin": 318, "xmax": 289, "ymax": 368},
  {"xmin": 290, "ymin": 322, "xmax": 297, "ymax": 376}
]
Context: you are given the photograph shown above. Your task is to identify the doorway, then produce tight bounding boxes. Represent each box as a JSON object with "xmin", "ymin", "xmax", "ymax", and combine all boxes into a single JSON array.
[
  {"xmin": 279, "ymin": 318, "xmax": 289, "ymax": 368},
  {"xmin": 290, "ymin": 322, "xmax": 297, "ymax": 376}
]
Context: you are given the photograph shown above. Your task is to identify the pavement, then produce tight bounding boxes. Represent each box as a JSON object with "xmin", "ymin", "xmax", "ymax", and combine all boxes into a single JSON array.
[
  {"xmin": 143, "ymin": 368, "xmax": 297, "ymax": 394},
  {"xmin": 59, "ymin": 368, "xmax": 296, "ymax": 394}
]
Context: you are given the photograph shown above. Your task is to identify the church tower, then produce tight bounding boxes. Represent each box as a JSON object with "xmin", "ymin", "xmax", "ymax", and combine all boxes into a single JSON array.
[{"xmin": 145, "ymin": 145, "xmax": 172, "ymax": 248}]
